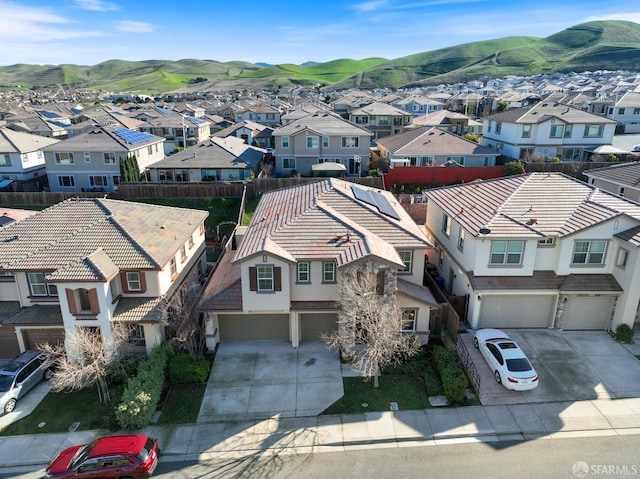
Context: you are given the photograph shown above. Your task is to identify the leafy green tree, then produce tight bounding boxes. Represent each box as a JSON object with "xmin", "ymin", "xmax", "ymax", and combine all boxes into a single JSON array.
[
  {"xmin": 504, "ymin": 160, "xmax": 526, "ymax": 176},
  {"xmin": 496, "ymin": 100, "xmax": 508, "ymax": 112},
  {"xmin": 463, "ymin": 133, "xmax": 480, "ymax": 143}
]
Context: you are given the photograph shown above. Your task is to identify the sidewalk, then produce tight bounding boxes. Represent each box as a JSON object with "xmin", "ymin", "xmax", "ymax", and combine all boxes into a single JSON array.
[{"xmin": 2, "ymin": 397, "xmax": 640, "ymax": 469}]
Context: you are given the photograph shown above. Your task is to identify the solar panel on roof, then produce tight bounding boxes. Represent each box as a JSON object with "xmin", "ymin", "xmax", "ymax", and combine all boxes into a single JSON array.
[
  {"xmin": 352, "ymin": 185, "xmax": 374, "ymax": 205},
  {"xmin": 351, "ymin": 185, "xmax": 400, "ymax": 220},
  {"xmin": 187, "ymin": 116, "xmax": 206, "ymax": 125},
  {"xmin": 155, "ymin": 107, "xmax": 173, "ymax": 115},
  {"xmin": 112, "ymin": 129, "xmax": 155, "ymax": 144},
  {"xmin": 38, "ymin": 110, "xmax": 60, "ymax": 118}
]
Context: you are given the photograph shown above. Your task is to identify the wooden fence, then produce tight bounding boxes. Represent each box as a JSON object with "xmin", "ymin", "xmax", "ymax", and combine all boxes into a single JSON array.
[
  {"xmin": 0, "ymin": 191, "xmax": 110, "ymax": 207},
  {"xmin": 456, "ymin": 334, "xmax": 481, "ymax": 396}
]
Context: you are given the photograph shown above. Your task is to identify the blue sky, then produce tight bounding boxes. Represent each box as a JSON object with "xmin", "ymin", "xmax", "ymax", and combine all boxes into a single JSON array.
[{"xmin": 1, "ymin": 0, "xmax": 639, "ymax": 66}]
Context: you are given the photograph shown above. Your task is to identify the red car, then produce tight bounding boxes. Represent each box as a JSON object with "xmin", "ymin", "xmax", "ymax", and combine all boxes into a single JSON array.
[{"xmin": 45, "ymin": 434, "xmax": 159, "ymax": 479}]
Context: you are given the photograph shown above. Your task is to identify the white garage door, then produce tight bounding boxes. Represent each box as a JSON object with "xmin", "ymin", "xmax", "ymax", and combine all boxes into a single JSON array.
[
  {"xmin": 478, "ymin": 295, "xmax": 555, "ymax": 329},
  {"xmin": 218, "ymin": 314, "xmax": 289, "ymax": 341},
  {"xmin": 563, "ymin": 296, "xmax": 613, "ymax": 330}
]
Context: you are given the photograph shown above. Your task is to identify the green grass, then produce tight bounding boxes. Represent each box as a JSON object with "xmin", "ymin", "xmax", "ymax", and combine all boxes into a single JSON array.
[
  {"xmin": 323, "ymin": 375, "xmax": 429, "ymax": 415},
  {"xmin": 157, "ymin": 383, "xmax": 207, "ymax": 425},
  {"xmin": 0, "ymin": 387, "xmax": 112, "ymax": 436}
]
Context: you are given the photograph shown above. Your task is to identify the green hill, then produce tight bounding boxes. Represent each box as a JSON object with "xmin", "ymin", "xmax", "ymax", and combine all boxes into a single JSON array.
[{"xmin": 0, "ymin": 20, "xmax": 639, "ymax": 93}]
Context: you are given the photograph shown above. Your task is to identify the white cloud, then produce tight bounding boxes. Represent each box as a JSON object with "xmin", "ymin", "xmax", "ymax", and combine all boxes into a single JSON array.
[
  {"xmin": 73, "ymin": 0, "xmax": 119, "ymax": 12},
  {"xmin": 350, "ymin": 1, "xmax": 388, "ymax": 13},
  {"xmin": 113, "ymin": 20, "xmax": 156, "ymax": 33},
  {"xmin": 583, "ymin": 12, "xmax": 640, "ymax": 24}
]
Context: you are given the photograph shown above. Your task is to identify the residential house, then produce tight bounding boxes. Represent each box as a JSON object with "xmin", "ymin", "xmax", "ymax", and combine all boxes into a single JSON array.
[
  {"xmin": 234, "ymin": 103, "xmax": 281, "ymax": 127},
  {"xmin": 138, "ymin": 112, "xmax": 211, "ymax": 154},
  {"xmin": 147, "ymin": 136, "xmax": 262, "ymax": 182},
  {"xmin": 411, "ymin": 110, "xmax": 483, "ymax": 135},
  {"xmin": 584, "ymin": 162, "xmax": 640, "ymax": 203},
  {"xmin": 482, "ymin": 101, "xmax": 617, "ymax": 161},
  {"xmin": 197, "ymin": 178, "xmax": 436, "ymax": 348},
  {"xmin": 392, "ymin": 96, "xmax": 445, "ymax": 116},
  {"xmin": 272, "ymin": 112, "xmax": 373, "ymax": 177},
  {"xmin": 0, "ymin": 198, "xmax": 208, "ymax": 359},
  {"xmin": 213, "ymin": 120, "xmax": 273, "ymax": 149},
  {"xmin": 43, "ymin": 125, "xmax": 165, "ymax": 193},
  {"xmin": 376, "ymin": 127, "xmax": 498, "ymax": 168},
  {"xmin": 0, "ymin": 127, "xmax": 60, "ymax": 191},
  {"xmin": 607, "ymin": 92, "xmax": 640, "ymax": 133},
  {"xmin": 423, "ymin": 172, "xmax": 640, "ymax": 332},
  {"xmin": 348, "ymin": 102, "xmax": 413, "ymax": 140}
]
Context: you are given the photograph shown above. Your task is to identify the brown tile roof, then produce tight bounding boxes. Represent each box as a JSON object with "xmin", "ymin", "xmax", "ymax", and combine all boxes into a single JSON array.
[
  {"xmin": 290, "ymin": 301, "xmax": 339, "ymax": 310},
  {"xmin": 274, "ymin": 112, "xmax": 372, "ymax": 137},
  {"xmin": 197, "ymin": 251, "xmax": 242, "ymax": 311},
  {"xmin": 468, "ymin": 270, "xmax": 622, "ymax": 293},
  {"xmin": 113, "ymin": 297, "xmax": 164, "ymax": 323},
  {"xmin": 233, "ymin": 178, "xmax": 431, "ymax": 268},
  {"xmin": 0, "ymin": 198, "xmax": 208, "ymax": 280},
  {"xmin": 424, "ymin": 173, "xmax": 640, "ymax": 240},
  {"xmin": 584, "ymin": 162, "xmax": 640, "ymax": 188},
  {"xmin": 484, "ymin": 100, "xmax": 617, "ymax": 125},
  {"xmin": 396, "ymin": 278, "xmax": 438, "ymax": 306},
  {"xmin": 375, "ymin": 127, "xmax": 496, "ymax": 156},
  {"xmin": 3, "ymin": 305, "xmax": 63, "ymax": 325}
]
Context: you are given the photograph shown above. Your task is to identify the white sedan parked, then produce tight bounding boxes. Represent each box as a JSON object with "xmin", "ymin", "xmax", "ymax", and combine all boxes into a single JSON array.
[{"xmin": 474, "ymin": 329, "xmax": 539, "ymax": 391}]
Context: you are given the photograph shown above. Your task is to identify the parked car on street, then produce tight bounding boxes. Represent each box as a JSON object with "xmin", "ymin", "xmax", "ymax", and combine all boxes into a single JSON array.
[
  {"xmin": 474, "ymin": 328, "xmax": 539, "ymax": 391},
  {"xmin": 0, "ymin": 349, "xmax": 53, "ymax": 415},
  {"xmin": 45, "ymin": 434, "xmax": 160, "ymax": 479}
]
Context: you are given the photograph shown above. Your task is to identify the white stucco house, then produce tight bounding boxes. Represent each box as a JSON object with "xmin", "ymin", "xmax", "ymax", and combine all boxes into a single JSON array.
[{"xmin": 423, "ymin": 172, "xmax": 640, "ymax": 332}]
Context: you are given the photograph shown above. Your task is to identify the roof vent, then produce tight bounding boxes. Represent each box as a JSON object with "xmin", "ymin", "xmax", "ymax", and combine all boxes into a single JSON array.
[
  {"xmin": 526, "ymin": 218, "xmax": 538, "ymax": 225},
  {"xmin": 159, "ymin": 225, "xmax": 166, "ymax": 229}
]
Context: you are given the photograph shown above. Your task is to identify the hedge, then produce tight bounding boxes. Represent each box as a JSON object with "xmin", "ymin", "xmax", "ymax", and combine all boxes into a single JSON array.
[
  {"xmin": 432, "ymin": 345, "xmax": 468, "ymax": 404},
  {"xmin": 114, "ymin": 344, "xmax": 173, "ymax": 429},
  {"xmin": 168, "ymin": 353, "xmax": 211, "ymax": 384}
]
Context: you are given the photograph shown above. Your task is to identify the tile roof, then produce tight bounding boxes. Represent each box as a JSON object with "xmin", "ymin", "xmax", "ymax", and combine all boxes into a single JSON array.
[
  {"xmin": 197, "ymin": 251, "xmax": 242, "ymax": 311},
  {"xmin": 113, "ymin": 297, "xmax": 164, "ymax": 323},
  {"xmin": 584, "ymin": 162, "xmax": 640, "ymax": 188},
  {"xmin": 375, "ymin": 127, "xmax": 497, "ymax": 156},
  {"xmin": 273, "ymin": 112, "xmax": 373, "ymax": 137},
  {"xmin": 484, "ymin": 100, "xmax": 617, "ymax": 125},
  {"xmin": 350, "ymin": 102, "xmax": 409, "ymax": 116},
  {"xmin": 233, "ymin": 178, "xmax": 431, "ymax": 268},
  {"xmin": 0, "ymin": 198, "xmax": 208, "ymax": 281},
  {"xmin": 44, "ymin": 125, "xmax": 163, "ymax": 152},
  {"xmin": 2, "ymin": 305, "xmax": 63, "ymax": 325},
  {"xmin": 0, "ymin": 127, "xmax": 60, "ymax": 152},
  {"xmin": 424, "ymin": 173, "xmax": 640, "ymax": 239},
  {"xmin": 396, "ymin": 278, "xmax": 438, "ymax": 306},
  {"xmin": 468, "ymin": 270, "xmax": 622, "ymax": 293}
]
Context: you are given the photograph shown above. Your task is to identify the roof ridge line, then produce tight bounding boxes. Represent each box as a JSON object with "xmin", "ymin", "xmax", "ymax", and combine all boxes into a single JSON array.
[{"xmin": 107, "ymin": 216, "xmax": 160, "ymax": 269}]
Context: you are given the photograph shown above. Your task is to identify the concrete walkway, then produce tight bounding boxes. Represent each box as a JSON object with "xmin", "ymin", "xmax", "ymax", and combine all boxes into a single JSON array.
[{"xmin": 2, "ymin": 397, "xmax": 640, "ymax": 469}]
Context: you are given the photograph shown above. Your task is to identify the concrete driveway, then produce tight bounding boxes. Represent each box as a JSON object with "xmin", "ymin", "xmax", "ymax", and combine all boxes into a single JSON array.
[
  {"xmin": 462, "ymin": 329, "xmax": 640, "ymax": 405},
  {"xmin": 197, "ymin": 340, "xmax": 343, "ymax": 422}
]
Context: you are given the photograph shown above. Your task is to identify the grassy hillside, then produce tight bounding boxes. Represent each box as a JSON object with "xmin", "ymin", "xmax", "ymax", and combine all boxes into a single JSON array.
[{"xmin": 0, "ymin": 20, "xmax": 638, "ymax": 93}]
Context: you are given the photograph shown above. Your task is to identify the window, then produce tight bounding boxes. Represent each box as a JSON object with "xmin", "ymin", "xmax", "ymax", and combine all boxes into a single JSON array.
[
  {"xmin": 563, "ymin": 124, "xmax": 573, "ymax": 138},
  {"xmin": 342, "ymin": 136, "xmax": 359, "ymax": 148},
  {"xmin": 257, "ymin": 265, "xmax": 274, "ymax": 291},
  {"xmin": 27, "ymin": 272, "xmax": 57, "ymax": 297},
  {"xmin": 126, "ymin": 272, "xmax": 141, "ymax": 291},
  {"xmin": 127, "ymin": 324, "xmax": 145, "ymax": 347},
  {"xmin": 616, "ymin": 248, "xmax": 629, "ymax": 269},
  {"xmin": 550, "ymin": 124, "xmax": 564, "ymax": 138},
  {"xmin": 188, "ymin": 235, "xmax": 194, "ymax": 249},
  {"xmin": 619, "ymin": 187, "xmax": 625, "ymax": 197},
  {"xmin": 180, "ymin": 244, "xmax": 187, "ymax": 263},
  {"xmin": 322, "ymin": 137, "xmax": 329, "ymax": 148},
  {"xmin": 306, "ymin": 136, "xmax": 318, "ymax": 148},
  {"xmin": 113, "ymin": 175, "xmax": 120, "ymax": 186},
  {"xmin": 57, "ymin": 175, "xmax": 75, "ymax": 187},
  {"xmin": 282, "ymin": 136, "xmax": 290, "ymax": 148},
  {"xmin": 199, "ymin": 223, "xmax": 205, "ymax": 235},
  {"xmin": 398, "ymin": 251, "xmax": 413, "ymax": 273},
  {"xmin": 442, "ymin": 213, "xmax": 451, "ymax": 237},
  {"xmin": 584, "ymin": 124, "xmax": 604, "ymax": 138},
  {"xmin": 55, "ymin": 152, "xmax": 74, "ymax": 165},
  {"xmin": 170, "ymin": 256, "xmax": 177, "ymax": 277},
  {"xmin": 282, "ymin": 158, "xmax": 296, "ymax": 169},
  {"xmin": 84, "ymin": 152, "xmax": 91, "ymax": 163},
  {"xmin": 402, "ymin": 309, "xmax": 417, "ymax": 332},
  {"xmin": 487, "ymin": 122, "xmax": 492, "ymax": 133},
  {"xmin": 202, "ymin": 169, "xmax": 220, "ymax": 181},
  {"xmin": 159, "ymin": 170, "xmax": 173, "ymax": 181},
  {"xmin": 572, "ymin": 240, "xmax": 607, "ymax": 265},
  {"xmin": 619, "ymin": 108, "xmax": 625, "ymax": 115},
  {"xmin": 147, "ymin": 145, "xmax": 153, "ymax": 155},
  {"xmin": 323, "ymin": 261, "xmax": 336, "ymax": 283},
  {"xmin": 522, "ymin": 124, "xmax": 531, "ymax": 138},
  {"xmin": 89, "ymin": 175, "xmax": 108, "ymax": 187},
  {"xmin": 495, "ymin": 122, "xmax": 502, "ymax": 134},
  {"xmin": 490, "ymin": 241, "xmax": 524, "ymax": 265},
  {"xmin": 175, "ymin": 170, "xmax": 189, "ymax": 182},
  {"xmin": 458, "ymin": 229, "xmax": 466, "ymax": 251},
  {"xmin": 103, "ymin": 152, "xmax": 116, "ymax": 165},
  {"xmin": 297, "ymin": 262, "xmax": 310, "ymax": 283},
  {"xmin": 538, "ymin": 237, "xmax": 555, "ymax": 246},
  {"xmin": 634, "ymin": 108, "xmax": 640, "ymax": 115}
]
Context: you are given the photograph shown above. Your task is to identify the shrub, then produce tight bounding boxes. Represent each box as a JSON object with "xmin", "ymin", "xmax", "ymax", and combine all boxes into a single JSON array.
[
  {"xmin": 615, "ymin": 324, "xmax": 634, "ymax": 344},
  {"xmin": 432, "ymin": 345, "xmax": 469, "ymax": 404},
  {"xmin": 168, "ymin": 354, "xmax": 211, "ymax": 384},
  {"xmin": 108, "ymin": 356, "xmax": 142, "ymax": 387},
  {"xmin": 114, "ymin": 344, "xmax": 173, "ymax": 429},
  {"xmin": 551, "ymin": 156, "xmax": 561, "ymax": 163},
  {"xmin": 504, "ymin": 160, "xmax": 525, "ymax": 176},
  {"xmin": 424, "ymin": 364, "xmax": 443, "ymax": 396}
]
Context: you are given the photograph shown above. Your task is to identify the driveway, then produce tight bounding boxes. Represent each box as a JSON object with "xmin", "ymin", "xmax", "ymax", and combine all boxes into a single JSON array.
[
  {"xmin": 197, "ymin": 340, "xmax": 343, "ymax": 422},
  {"xmin": 461, "ymin": 330, "xmax": 640, "ymax": 405}
]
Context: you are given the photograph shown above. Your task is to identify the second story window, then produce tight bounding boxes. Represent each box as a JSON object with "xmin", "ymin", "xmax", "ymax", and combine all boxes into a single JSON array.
[
  {"xmin": 257, "ymin": 265, "xmax": 274, "ymax": 291},
  {"xmin": 398, "ymin": 251, "xmax": 413, "ymax": 273},
  {"xmin": 323, "ymin": 261, "xmax": 336, "ymax": 283},
  {"xmin": 442, "ymin": 213, "xmax": 451, "ymax": 237},
  {"xmin": 306, "ymin": 136, "xmax": 319, "ymax": 148},
  {"xmin": 322, "ymin": 136, "xmax": 329, "ymax": 148},
  {"xmin": 181, "ymin": 244, "xmax": 187, "ymax": 263},
  {"xmin": 495, "ymin": 122, "xmax": 502, "ymax": 134},
  {"xmin": 572, "ymin": 240, "xmax": 607, "ymax": 265},
  {"xmin": 170, "ymin": 256, "xmax": 177, "ymax": 277},
  {"xmin": 126, "ymin": 272, "xmax": 141, "ymax": 291},
  {"xmin": 55, "ymin": 152, "xmax": 74, "ymax": 165},
  {"xmin": 522, "ymin": 124, "xmax": 531, "ymax": 138},
  {"xmin": 584, "ymin": 124, "xmax": 604, "ymax": 138},
  {"xmin": 550, "ymin": 124, "xmax": 563, "ymax": 138},
  {"xmin": 103, "ymin": 152, "xmax": 116, "ymax": 165},
  {"xmin": 281, "ymin": 136, "xmax": 290, "ymax": 148},
  {"xmin": 297, "ymin": 262, "xmax": 310, "ymax": 283},
  {"xmin": 27, "ymin": 272, "xmax": 58, "ymax": 297},
  {"xmin": 458, "ymin": 229, "xmax": 465, "ymax": 251},
  {"xmin": 342, "ymin": 136, "xmax": 359, "ymax": 148},
  {"xmin": 490, "ymin": 241, "xmax": 524, "ymax": 265}
]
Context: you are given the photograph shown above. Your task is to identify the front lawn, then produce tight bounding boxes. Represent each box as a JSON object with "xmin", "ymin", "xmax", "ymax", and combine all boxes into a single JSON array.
[
  {"xmin": 0, "ymin": 387, "xmax": 112, "ymax": 436},
  {"xmin": 157, "ymin": 383, "xmax": 207, "ymax": 425}
]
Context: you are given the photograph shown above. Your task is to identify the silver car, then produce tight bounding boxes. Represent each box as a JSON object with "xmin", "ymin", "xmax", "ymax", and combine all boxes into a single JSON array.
[{"xmin": 0, "ymin": 349, "xmax": 53, "ymax": 415}]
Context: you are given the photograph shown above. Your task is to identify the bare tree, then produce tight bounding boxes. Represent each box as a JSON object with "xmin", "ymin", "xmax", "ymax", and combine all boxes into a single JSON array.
[
  {"xmin": 323, "ymin": 261, "xmax": 420, "ymax": 388},
  {"xmin": 38, "ymin": 324, "xmax": 128, "ymax": 403},
  {"xmin": 161, "ymin": 283, "xmax": 206, "ymax": 361}
]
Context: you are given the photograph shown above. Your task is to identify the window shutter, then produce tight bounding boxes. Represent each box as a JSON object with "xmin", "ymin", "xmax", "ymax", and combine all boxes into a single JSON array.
[
  {"xmin": 139, "ymin": 272, "xmax": 147, "ymax": 292},
  {"xmin": 249, "ymin": 267, "xmax": 257, "ymax": 291},
  {"xmin": 274, "ymin": 267, "xmax": 281, "ymax": 291},
  {"xmin": 376, "ymin": 271, "xmax": 385, "ymax": 295},
  {"xmin": 120, "ymin": 271, "xmax": 129, "ymax": 293},
  {"xmin": 89, "ymin": 288, "xmax": 100, "ymax": 314},
  {"xmin": 66, "ymin": 288, "xmax": 78, "ymax": 315}
]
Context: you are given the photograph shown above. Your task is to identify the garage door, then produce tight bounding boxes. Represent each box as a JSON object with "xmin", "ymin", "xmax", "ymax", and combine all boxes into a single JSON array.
[
  {"xmin": 563, "ymin": 296, "xmax": 613, "ymax": 330},
  {"xmin": 301, "ymin": 313, "xmax": 338, "ymax": 341},
  {"xmin": 478, "ymin": 295, "xmax": 555, "ymax": 329},
  {"xmin": 22, "ymin": 328, "xmax": 65, "ymax": 350},
  {"xmin": 218, "ymin": 314, "xmax": 289, "ymax": 341},
  {"xmin": 0, "ymin": 325, "xmax": 20, "ymax": 359}
]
